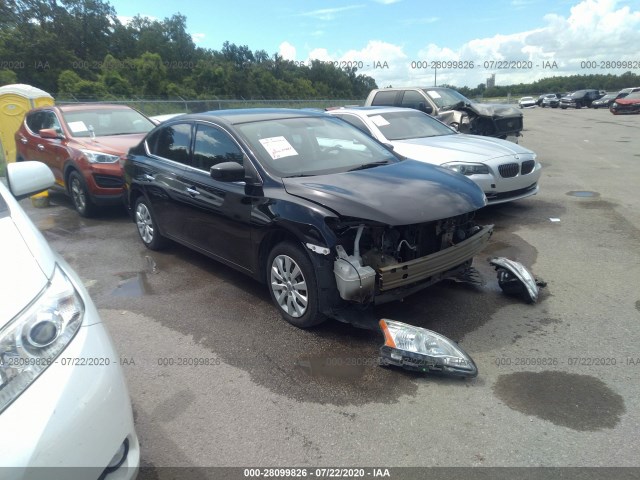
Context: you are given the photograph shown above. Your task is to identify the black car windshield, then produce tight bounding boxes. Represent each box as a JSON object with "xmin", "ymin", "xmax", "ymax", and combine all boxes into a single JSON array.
[
  {"xmin": 235, "ymin": 116, "xmax": 398, "ymax": 177},
  {"xmin": 422, "ymin": 88, "xmax": 471, "ymax": 109},
  {"xmin": 369, "ymin": 110, "xmax": 456, "ymax": 141},
  {"xmin": 62, "ymin": 109, "xmax": 155, "ymax": 137}
]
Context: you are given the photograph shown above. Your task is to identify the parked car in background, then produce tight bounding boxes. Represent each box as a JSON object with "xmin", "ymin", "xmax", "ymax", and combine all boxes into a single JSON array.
[
  {"xmin": 541, "ymin": 94, "xmax": 561, "ymax": 108},
  {"xmin": 0, "ymin": 161, "xmax": 139, "ymax": 478},
  {"xmin": 15, "ymin": 104, "xmax": 155, "ymax": 216},
  {"xmin": 518, "ymin": 97, "xmax": 536, "ymax": 108},
  {"xmin": 123, "ymin": 109, "xmax": 492, "ymax": 328},
  {"xmin": 615, "ymin": 87, "xmax": 640, "ymax": 100},
  {"xmin": 328, "ymin": 106, "xmax": 541, "ymax": 204},
  {"xmin": 559, "ymin": 89, "xmax": 603, "ymax": 109},
  {"xmin": 610, "ymin": 92, "xmax": 640, "ymax": 115},
  {"xmin": 591, "ymin": 94, "xmax": 617, "ymax": 109},
  {"xmin": 364, "ymin": 87, "xmax": 523, "ymax": 139},
  {"xmin": 535, "ymin": 94, "xmax": 546, "ymax": 106}
]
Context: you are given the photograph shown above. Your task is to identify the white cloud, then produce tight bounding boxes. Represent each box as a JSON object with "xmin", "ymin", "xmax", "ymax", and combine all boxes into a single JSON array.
[
  {"xmin": 300, "ymin": 5, "xmax": 364, "ymax": 21},
  {"xmin": 279, "ymin": 41, "xmax": 297, "ymax": 61},
  {"xmin": 411, "ymin": 0, "xmax": 640, "ymax": 87},
  {"xmin": 373, "ymin": 0, "xmax": 402, "ymax": 4},
  {"xmin": 117, "ymin": 15, "xmax": 158, "ymax": 25},
  {"xmin": 191, "ymin": 33, "xmax": 206, "ymax": 44},
  {"xmin": 308, "ymin": 48, "xmax": 333, "ymax": 62}
]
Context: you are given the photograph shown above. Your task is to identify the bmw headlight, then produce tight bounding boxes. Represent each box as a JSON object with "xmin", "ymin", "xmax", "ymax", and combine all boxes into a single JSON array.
[
  {"xmin": 0, "ymin": 265, "xmax": 84, "ymax": 413},
  {"xmin": 379, "ymin": 319, "xmax": 478, "ymax": 377},
  {"xmin": 443, "ymin": 162, "xmax": 489, "ymax": 176},
  {"xmin": 81, "ymin": 149, "xmax": 120, "ymax": 164}
]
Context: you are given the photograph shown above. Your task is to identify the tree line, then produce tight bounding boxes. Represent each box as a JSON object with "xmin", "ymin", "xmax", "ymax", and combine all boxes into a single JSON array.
[
  {"xmin": 1, "ymin": 1, "xmax": 638, "ymax": 100},
  {"xmin": 0, "ymin": 0, "xmax": 377, "ymax": 99}
]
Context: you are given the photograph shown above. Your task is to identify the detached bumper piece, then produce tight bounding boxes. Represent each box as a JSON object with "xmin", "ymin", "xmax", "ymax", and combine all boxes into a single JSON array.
[
  {"xmin": 378, "ymin": 225, "xmax": 493, "ymax": 291},
  {"xmin": 378, "ymin": 319, "xmax": 478, "ymax": 378}
]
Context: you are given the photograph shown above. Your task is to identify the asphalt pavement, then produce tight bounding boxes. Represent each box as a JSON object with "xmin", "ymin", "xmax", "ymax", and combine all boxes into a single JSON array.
[{"xmin": 21, "ymin": 107, "xmax": 640, "ymax": 478}]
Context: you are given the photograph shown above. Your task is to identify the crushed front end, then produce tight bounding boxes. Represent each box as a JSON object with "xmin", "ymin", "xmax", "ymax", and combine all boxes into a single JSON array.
[{"xmin": 328, "ymin": 213, "xmax": 493, "ymax": 307}]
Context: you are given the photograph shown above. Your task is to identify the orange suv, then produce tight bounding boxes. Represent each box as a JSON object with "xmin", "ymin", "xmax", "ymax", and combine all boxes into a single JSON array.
[{"xmin": 15, "ymin": 104, "xmax": 154, "ymax": 216}]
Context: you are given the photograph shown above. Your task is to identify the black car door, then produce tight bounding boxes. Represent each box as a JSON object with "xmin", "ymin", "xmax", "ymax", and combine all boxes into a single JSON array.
[
  {"xmin": 137, "ymin": 122, "xmax": 194, "ymax": 240},
  {"xmin": 176, "ymin": 122, "xmax": 253, "ymax": 272}
]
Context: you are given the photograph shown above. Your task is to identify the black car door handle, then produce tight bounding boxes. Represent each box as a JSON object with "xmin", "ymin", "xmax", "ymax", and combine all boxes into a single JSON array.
[
  {"xmin": 143, "ymin": 174, "xmax": 155, "ymax": 181},
  {"xmin": 186, "ymin": 187, "xmax": 200, "ymax": 197}
]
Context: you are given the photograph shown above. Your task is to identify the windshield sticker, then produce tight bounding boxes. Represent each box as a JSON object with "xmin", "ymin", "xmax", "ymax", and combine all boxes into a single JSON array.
[
  {"xmin": 427, "ymin": 90, "xmax": 442, "ymax": 99},
  {"xmin": 369, "ymin": 115, "xmax": 390, "ymax": 127},
  {"xmin": 259, "ymin": 136, "xmax": 298, "ymax": 160},
  {"xmin": 67, "ymin": 121, "xmax": 88, "ymax": 133}
]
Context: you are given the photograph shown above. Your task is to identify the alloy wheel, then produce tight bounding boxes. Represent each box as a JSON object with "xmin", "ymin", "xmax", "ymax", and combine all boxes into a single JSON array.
[
  {"xmin": 136, "ymin": 202, "xmax": 154, "ymax": 244},
  {"xmin": 270, "ymin": 254, "xmax": 308, "ymax": 318}
]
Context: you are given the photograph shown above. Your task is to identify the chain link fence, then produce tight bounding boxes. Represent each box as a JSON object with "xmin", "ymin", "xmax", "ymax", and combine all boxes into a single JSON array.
[{"xmin": 54, "ymin": 97, "xmax": 364, "ymax": 116}]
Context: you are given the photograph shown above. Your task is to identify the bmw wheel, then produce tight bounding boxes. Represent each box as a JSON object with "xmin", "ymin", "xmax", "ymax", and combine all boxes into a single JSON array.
[
  {"xmin": 267, "ymin": 242, "xmax": 324, "ymax": 328},
  {"xmin": 134, "ymin": 196, "xmax": 167, "ymax": 250},
  {"xmin": 68, "ymin": 171, "xmax": 95, "ymax": 217}
]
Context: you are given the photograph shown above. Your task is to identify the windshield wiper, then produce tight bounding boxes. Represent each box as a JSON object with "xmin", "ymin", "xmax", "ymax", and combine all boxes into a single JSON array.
[{"xmin": 347, "ymin": 160, "xmax": 393, "ymax": 172}]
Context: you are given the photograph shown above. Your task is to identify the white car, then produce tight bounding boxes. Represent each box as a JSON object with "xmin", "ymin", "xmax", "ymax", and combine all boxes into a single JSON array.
[
  {"xmin": 328, "ymin": 107, "xmax": 541, "ymax": 204},
  {"xmin": 0, "ymin": 162, "xmax": 139, "ymax": 479},
  {"xmin": 518, "ymin": 96, "xmax": 536, "ymax": 108}
]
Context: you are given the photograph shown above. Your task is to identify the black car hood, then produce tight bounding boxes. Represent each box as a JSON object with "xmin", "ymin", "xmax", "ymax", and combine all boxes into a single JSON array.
[
  {"xmin": 466, "ymin": 102, "xmax": 522, "ymax": 119},
  {"xmin": 281, "ymin": 160, "xmax": 486, "ymax": 225}
]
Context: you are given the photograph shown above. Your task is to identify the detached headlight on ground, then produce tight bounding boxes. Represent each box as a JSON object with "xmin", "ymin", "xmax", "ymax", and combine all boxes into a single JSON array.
[
  {"xmin": 378, "ymin": 319, "xmax": 478, "ymax": 378},
  {"xmin": 443, "ymin": 162, "xmax": 489, "ymax": 176},
  {"xmin": 0, "ymin": 265, "xmax": 84, "ymax": 413}
]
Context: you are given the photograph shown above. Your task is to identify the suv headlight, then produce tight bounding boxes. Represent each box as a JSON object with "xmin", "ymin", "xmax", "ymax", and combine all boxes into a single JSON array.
[
  {"xmin": 443, "ymin": 162, "xmax": 489, "ymax": 176},
  {"xmin": 0, "ymin": 265, "xmax": 84, "ymax": 413},
  {"xmin": 80, "ymin": 149, "xmax": 120, "ymax": 164}
]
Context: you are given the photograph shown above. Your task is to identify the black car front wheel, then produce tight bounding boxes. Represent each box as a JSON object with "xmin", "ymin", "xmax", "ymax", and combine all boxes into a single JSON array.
[
  {"xmin": 267, "ymin": 242, "xmax": 325, "ymax": 328},
  {"xmin": 134, "ymin": 196, "xmax": 168, "ymax": 250},
  {"xmin": 68, "ymin": 171, "xmax": 95, "ymax": 217}
]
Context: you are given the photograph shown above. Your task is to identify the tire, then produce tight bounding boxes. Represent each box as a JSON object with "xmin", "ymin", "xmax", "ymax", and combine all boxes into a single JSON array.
[
  {"xmin": 267, "ymin": 242, "xmax": 325, "ymax": 328},
  {"xmin": 68, "ymin": 171, "xmax": 95, "ymax": 217},
  {"xmin": 134, "ymin": 196, "xmax": 168, "ymax": 250}
]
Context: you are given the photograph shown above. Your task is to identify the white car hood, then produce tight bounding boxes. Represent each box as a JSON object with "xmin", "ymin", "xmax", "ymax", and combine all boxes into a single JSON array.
[
  {"xmin": 0, "ymin": 190, "xmax": 54, "ymax": 327},
  {"xmin": 391, "ymin": 134, "xmax": 534, "ymax": 165}
]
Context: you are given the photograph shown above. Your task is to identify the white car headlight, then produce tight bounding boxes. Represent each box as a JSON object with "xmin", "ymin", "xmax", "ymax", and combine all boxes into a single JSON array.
[
  {"xmin": 379, "ymin": 319, "xmax": 478, "ymax": 377},
  {"xmin": 443, "ymin": 162, "xmax": 489, "ymax": 176},
  {"xmin": 80, "ymin": 149, "xmax": 120, "ymax": 164},
  {"xmin": 0, "ymin": 265, "xmax": 84, "ymax": 413}
]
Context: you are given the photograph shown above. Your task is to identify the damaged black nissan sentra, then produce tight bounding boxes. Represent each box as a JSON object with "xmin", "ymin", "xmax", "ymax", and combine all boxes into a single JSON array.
[{"xmin": 123, "ymin": 109, "xmax": 493, "ymax": 328}]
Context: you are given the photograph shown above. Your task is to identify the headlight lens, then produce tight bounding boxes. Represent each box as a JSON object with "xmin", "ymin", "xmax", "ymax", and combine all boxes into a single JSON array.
[
  {"xmin": 443, "ymin": 162, "xmax": 489, "ymax": 176},
  {"xmin": 0, "ymin": 265, "xmax": 84, "ymax": 413},
  {"xmin": 379, "ymin": 319, "xmax": 477, "ymax": 377},
  {"xmin": 81, "ymin": 149, "xmax": 120, "ymax": 164},
  {"xmin": 612, "ymin": 102, "xmax": 618, "ymax": 108}
]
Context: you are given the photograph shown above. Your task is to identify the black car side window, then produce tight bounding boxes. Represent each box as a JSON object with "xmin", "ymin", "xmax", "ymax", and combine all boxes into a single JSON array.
[
  {"xmin": 148, "ymin": 123, "xmax": 192, "ymax": 165},
  {"xmin": 192, "ymin": 124, "xmax": 243, "ymax": 172}
]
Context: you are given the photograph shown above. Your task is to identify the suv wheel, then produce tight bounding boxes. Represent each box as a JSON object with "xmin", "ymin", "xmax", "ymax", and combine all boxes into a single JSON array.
[
  {"xmin": 267, "ymin": 242, "xmax": 325, "ymax": 328},
  {"xmin": 68, "ymin": 171, "xmax": 95, "ymax": 217},
  {"xmin": 134, "ymin": 196, "xmax": 167, "ymax": 250}
]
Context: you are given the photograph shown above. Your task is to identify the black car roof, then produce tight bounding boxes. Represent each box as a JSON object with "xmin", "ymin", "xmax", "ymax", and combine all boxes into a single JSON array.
[{"xmin": 175, "ymin": 108, "xmax": 330, "ymax": 125}]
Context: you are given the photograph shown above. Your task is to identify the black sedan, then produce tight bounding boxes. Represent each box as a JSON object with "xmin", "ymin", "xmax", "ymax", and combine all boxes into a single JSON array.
[{"xmin": 123, "ymin": 109, "xmax": 492, "ymax": 328}]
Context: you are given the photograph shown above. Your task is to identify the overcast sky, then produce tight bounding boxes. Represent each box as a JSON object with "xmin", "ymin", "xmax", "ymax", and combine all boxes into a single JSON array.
[{"xmin": 110, "ymin": 0, "xmax": 640, "ymax": 87}]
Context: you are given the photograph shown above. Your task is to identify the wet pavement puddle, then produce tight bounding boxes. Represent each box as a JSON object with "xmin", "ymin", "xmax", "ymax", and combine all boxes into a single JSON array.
[{"xmin": 493, "ymin": 371, "xmax": 625, "ymax": 431}]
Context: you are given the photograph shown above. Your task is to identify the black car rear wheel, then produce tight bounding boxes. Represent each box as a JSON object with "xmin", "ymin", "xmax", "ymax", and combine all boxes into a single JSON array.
[
  {"xmin": 68, "ymin": 171, "xmax": 95, "ymax": 217},
  {"xmin": 267, "ymin": 242, "xmax": 325, "ymax": 328},
  {"xmin": 134, "ymin": 196, "xmax": 168, "ymax": 250}
]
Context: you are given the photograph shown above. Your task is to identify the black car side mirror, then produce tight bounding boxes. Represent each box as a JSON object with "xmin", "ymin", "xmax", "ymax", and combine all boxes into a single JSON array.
[{"xmin": 210, "ymin": 162, "xmax": 245, "ymax": 182}]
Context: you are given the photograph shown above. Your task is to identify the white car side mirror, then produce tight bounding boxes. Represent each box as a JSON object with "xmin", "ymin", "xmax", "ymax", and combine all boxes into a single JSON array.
[{"xmin": 6, "ymin": 161, "xmax": 55, "ymax": 200}]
